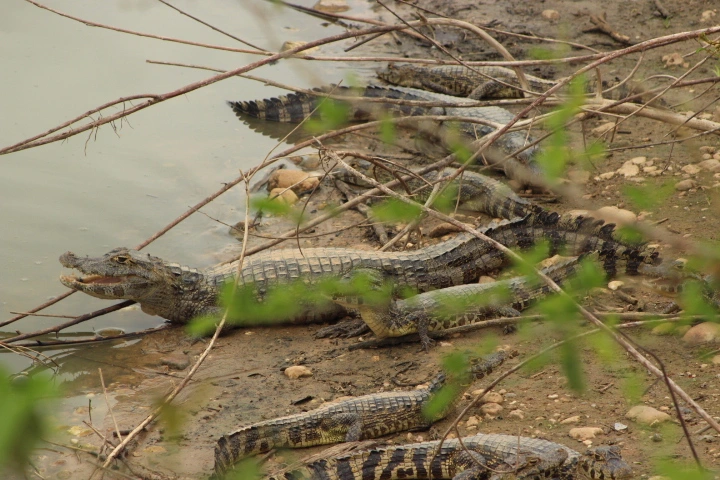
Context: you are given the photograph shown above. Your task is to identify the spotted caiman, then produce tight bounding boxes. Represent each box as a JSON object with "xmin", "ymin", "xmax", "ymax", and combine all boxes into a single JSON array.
[
  {"xmin": 228, "ymin": 85, "xmax": 542, "ymax": 186},
  {"xmin": 267, "ymin": 433, "xmax": 632, "ymax": 479},
  {"xmin": 59, "ymin": 212, "xmax": 657, "ymax": 326},
  {"xmin": 214, "ymin": 350, "xmax": 514, "ymax": 477}
]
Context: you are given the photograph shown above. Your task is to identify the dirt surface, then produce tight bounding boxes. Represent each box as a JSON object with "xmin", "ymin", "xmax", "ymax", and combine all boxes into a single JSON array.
[{"xmin": 29, "ymin": 1, "xmax": 720, "ymax": 479}]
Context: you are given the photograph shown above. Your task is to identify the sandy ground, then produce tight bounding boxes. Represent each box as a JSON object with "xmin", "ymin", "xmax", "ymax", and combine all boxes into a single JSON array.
[{"xmin": 27, "ymin": 1, "xmax": 720, "ymax": 479}]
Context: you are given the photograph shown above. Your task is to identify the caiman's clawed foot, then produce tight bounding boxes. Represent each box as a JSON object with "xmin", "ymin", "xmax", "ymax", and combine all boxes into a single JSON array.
[
  {"xmin": 315, "ymin": 318, "xmax": 370, "ymax": 339},
  {"xmin": 420, "ymin": 335, "xmax": 436, "ymax": 353}
]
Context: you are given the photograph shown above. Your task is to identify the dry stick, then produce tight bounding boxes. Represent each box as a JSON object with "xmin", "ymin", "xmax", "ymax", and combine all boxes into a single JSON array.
[
  {"xmin": 98, "ymin": 369, "xmax": 123, "ymax": 443},
  {"xmin": 333, "ymin": 180, "xmax": 389, "ymax": 245},
  {"xmin": 1, "ymin": 171, "xmax": 247, "ymax": 331},
  {"xmin": 330, "ymin": 153, "xmax": 720, "ymax": 449},
  {"xmin": 155, "ymin": 0, "xmax": 266, "ymax": 51},
  {"xmin": 6, "ymin": 326, "xmax": 171, "ymax": 350},
  {"xmin": 100, "ymin": 173, "xmax": 253, "ymax": 469}
]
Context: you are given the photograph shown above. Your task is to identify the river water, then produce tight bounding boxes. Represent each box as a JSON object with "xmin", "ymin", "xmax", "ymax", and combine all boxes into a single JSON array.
[{"xmin": 0, "ymin": 0, "xmax": 374, "ymax": 374}]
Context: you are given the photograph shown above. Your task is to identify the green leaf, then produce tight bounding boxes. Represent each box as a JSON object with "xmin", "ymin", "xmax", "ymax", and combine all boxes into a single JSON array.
[
  {"xmin": 560, "ymin": 339, "xmax": 585, "ymax": 393},
  {"xmin": 371, "ymin": 198, "xmax": 422, "ymax": 223},
  {"xmin": 224, "ymin": 457, "xmax": 264, "ymax": 480},
  {"xmin": 620, "ymin": 371, "xmax": 644, "ymax": 405},
  {"xmin": 378, "ymin": 113, "xmax": 397, "ymax": 145},
  {"xmin": 303, "ymin": 98, "xmax": 351, "ymax": 134},
  {"xmin": 251, "ymin": 195, "xmax": 292, "ymax": 217},
  {"xmin": 623, "ymin": 182, "xmax": 674, "ymax": 210}
]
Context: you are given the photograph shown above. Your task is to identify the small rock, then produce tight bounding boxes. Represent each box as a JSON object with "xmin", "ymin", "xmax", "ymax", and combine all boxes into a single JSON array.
[
  {"xmin": 284, "ymin": 365, "xmax": 313, "ymax": 379},
  {"xmin": 630, "ymin": 156, "xmax": 647, "ymax": 165},
  {"xmin": 651, "ymin": 433, "xmax": 663, "ymax": 442},
  {"xmin": 541, "ymin": 9, "xmax": 560, "ymax": 20},
  {"xmin": 547, "ymin": 394, "xmax": 559, "ymax": 399},
  {"xmin": 560, "ymin": 415, "xmax": 581, "ymax": 425},
  {"xmin": 280, "ymin": 41, "xmax": 319, "ymax": 56},
  {"xmin": 598, "ymin": 171, "xmax": 615, "ymax": 180},
  {"xmin": 675, "ymin": 179, "xmax": 698, "ymax": 191},
  {"xmin": 466, "ymin": 416, "xmax": 481, "ymax": 427},
  {"xmin": 607, "ymin": 280, "xmax": 624, "ymax": 291},
  {"xmin": 662, "ymin": 52, "xmax": 687, "ymax": 68},
  {"xmin": 269, "ymin": 188, "xmax": 299, "ymax": 206},
  {"xmin": 681, "ymin": 164, "xmax": 701, "ymax": 175},
  {"xmin": 592, "ymin": 206, "xmax": 637, "ymax": 225},
  {"xmin": 592, "ymin": 122, "xmax": 616, "ymax": 135},
  {"xmin": 568, "ymin": 170, "xmax": 590, "ymax": 185},
  {"xmin": 567, "ymin": 209, "xmax": 590, "ymax": 218},
  {"xmin": 651, "ymin": 323, "xmax": 680, "ymax": 336},
  {"xmin": 712, "ymin": 355, "xmax": 720, "ymax": 365},
  {"xmin": 508, "ymin": 409, "xmax": 525, "ymax": 420},
  {"xmin": 700, "ymin": 10, "xmax": 717, "ymax": 23},
  {"xmin": 269, "ymin": 169, "xmax": 320, "ymax": 193},
  {"xmin": 614, "ymin": 422, "xmax": 628, "ymax": 431},
  {"xmin": 616, "ymin": 161, "xmax": 639, "ymax": 178},
  {"xmin": 626, "ymin": 405, "xmax": 672, "ymax": 425},
  {"xmin": 480, "ymin": 403, "xmax": 503, "ymax": 417},
  {"xmin": 682, "ymin": 322, "xmax": 720, "ymax": 345},
  {"xmin": 700, "ymin": 146, "xmax": 717, "ymax": 154},
  {"xmin": 160, "ymin": 353, "xmax": 190, "ymax": 371},
  {"xmin": 428, "ymin": 223, "xmax": 463, "ymax": 238},
  {"xmin": 569, "ymin": 427, "xmax": 603, "ymax": 441},
  {"xmin": 700, "ymin": 435, "xmax": 715, "ymax": 443},
  {"xmin": 288, "ymin": 154, "xmax": 321, "ymax": 170},
  {"xmin": 699, "ymin": 159, "xmax": 720, "ymax": 172},
  {"xmin": 481, "ymin": 392, "xmax": 504, "ymax": 404},
  {"xmin": 478, "ymin": 276, "xmax": 496, "ymax": 284}
]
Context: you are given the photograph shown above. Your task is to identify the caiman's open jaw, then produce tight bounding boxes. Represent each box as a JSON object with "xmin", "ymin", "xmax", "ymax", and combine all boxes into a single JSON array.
[
  {"xmin": 60, "ymin": 273, "xmax": 138, "ymax": 287},
  {"xmin": 59, "ymin": 272, "xmax": 148, "ymax": 299}
]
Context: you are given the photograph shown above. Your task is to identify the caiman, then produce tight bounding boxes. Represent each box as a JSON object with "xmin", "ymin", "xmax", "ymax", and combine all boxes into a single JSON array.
[
  {"xmin": 228, "ymin": 85, "xmax": 542, "ymax": 187},
  {"xmin": 214, "ymin": 350, "xmax": 514, "ymax": 477},
  {"xmin": 378, "ymin": 63, "xmax": 647, "ymax": 103},
  {"xmin": 266, "ymin": 433, "xmax": 632, "ymax": 479},
  {"xmin": 358, "ymin": 255, "xmax": 586, "ymax": 351},
  {"xmin": 59, "ymin": 212, "xmax": 658, "ymax": 326}
]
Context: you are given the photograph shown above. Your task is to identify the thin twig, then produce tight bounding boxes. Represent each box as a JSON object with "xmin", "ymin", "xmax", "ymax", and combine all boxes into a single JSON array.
[{"xmin": 98, "ymin": 368, "xmax": 123, "ymax": 443}]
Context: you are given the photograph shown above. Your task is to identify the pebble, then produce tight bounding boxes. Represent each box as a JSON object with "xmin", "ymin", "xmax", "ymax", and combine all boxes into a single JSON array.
[
  {"xmin": 712, "ymin": 355, "xmax": 720, "ymax": 365},
  {"xmin": 681, "ymin": 164, "xmax": 701, "ymax": 175},
  {"xmin": 699, "ymin": 159, "xmax": 720, "ymax": 172},
  {"xmin": 675, "ymin": 179, "xmax": 698, "ymax": 191},
  {"xmin": 481, "ymin": 392, "xmax": 504, "ymax": 404},
  {"xmin": 478, "ymin": 276, "xmax": 496, "ymax": 284},
  {"xmin": 682, "ymin": 322, "xmax": 720, "ymax": 345},
  {"xmin": 269, "ymin": 188, "xmax": 299, "ymax": 206},
  {"xmin": 607, "ymin": 280, "xmax": 624, "ymax": 291},
  {"xmin": 508, "ymin": 409, "xmax": 525, "ymax": 420},
  {"xmin": 160, "ymin": 353, "xmax": 190, "ymax": 371},
  {"xmin": 700, "ymin": 146, "xmax": 717, "ymax": 154},
  {"xmin": 280, "ymin": 41, "xmax": 319, "ymax": 55},
  {"xmin": 288, "ymin": 154, "xmax": 321, "ymax": 170},
  {"xmin": 269, "ymin": 169, "xmax": 320, "ymax": 193},
  {"xmin": 480, "ymin": 403, "xmax": 503, "ymax": 417},
  {"xmin": 541, "ymin": 9, "xmax": 559, "ymax": 20},
  {"xmin": 568, "ymin": 170, "xmax": 590, "ymax": 185},
  {"xmin": 466, "ymin": 416, "xmax": 481, "ymax": 427},
  {"xmin": 597, "ymin": 171, "xmax": 615, "ymax": 180},
  {"xmin": 700, "ymin": 435, "xmax": 716, "ymax": 443},
  {"xmin": 614, "ymin": 422, "xmax": 628, "ymax": 431},
  {"xmin": 700, "ymin": 10, "xmax": 717, "ymax": 23},
  {"xmin": 568, "ymin": 427, "xmax": 603, "ymax": 441},
  {"xmin": 616, "ymin": 161, "xmax": 639, "ymax": 178},
  {"xmin": 560, "ymin": 415, "xmax": 581, "ymax": 425},
  {"xmin": 284, "ymin": 365, "xmax": 313, "ymax": 379},
  {"xmin": 591, "ymin": 206, "xmax": 637, "ymax": 225},
  {"xmin": 592, "ymin": 122, "xmax": 616, "ymax": 135},
  {"xmin": 630, "ymin": 156, "xmax": 647, "ymax": 165},
  {"xmin": 626, "ymin": 405, "xmax": 671, "ymax": 425},
  {"xmin": 547, "ymin": 394, "xmax": 559, "ymax": 399},
  {"xmin": 313, "ymin": 0, "xmax": 349, "ymax": 12}
]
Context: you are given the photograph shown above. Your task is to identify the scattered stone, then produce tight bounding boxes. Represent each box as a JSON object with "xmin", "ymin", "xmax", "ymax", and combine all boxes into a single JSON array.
[
  {"xmin": 592, "ymin": 122, "xmax": 616, "ymax": 135},
  {"xmin": 626, "ymin": 405, "xmax": 671, "ymax": 425},
  {"xmin": 597, "ymin": 172, "xmax": 615, "ymax": 181},
  {"xmin": 541, "ymin": 9, "xmax": 560, "ymax": 20},
  {"xmin": 144, "ymin": 445, "xmax": 167, "ymax": 454},
  {"xmin": 481, "ymin": 392, "xmax": 504, "ymax": 404},
  {"xmin": 592, "ymin": 206, "xmax": 637, "ymax": 225},
  {"xmin": 616, "ymin": 161, "xmax": 639, "ymax": 178},
  {"xmin": 700, "ymin": 435, "xmax": 716, "ymax": 443},
  {"xmin": 480, "ymin": 403, "xmax": 503, "ymax": 417},
  {"xmin": 607, "ymin": 280, "xmax": 624, "ymax": 291},
  {"xmin": 614, "ymin": 422, "xmax": 628, "ymax": 431},
  {"xmin": 675, "ymin": 179, "xmax": 698, "ymax": 191},
  {"xmin": 681, "ymin": 164, "xmax": 701, "ymax": 175},
  {"xmin": 699, "ymin": 159, "xmax": 720, "ymax": 172},
  {"xmin": 478, "ymin": 276, "xmax": 496, "ymax": 284},
  {"xmin": 651, "ymin": 323, "xmax": 681, "ymax": 336},
  {"xmin": 269, "ymin": 188, "xmax": 299, "ymax": 206},
  {"xmin": 547, "ymin": 394, "xmax": 559, "ymax": 399},
  {"xmin": 568, "ymin": 170, "xmax": 590, "ymax": 185},
  {"xmin": 569, "ymin": 427, "xmax": 603, "ymax": 441},
  {"xmin": 466, "ymin": 416, "xmax": 481, "ymax": 427},
  {"xmin": 700, "ymin": 146, "xmax": 717, "ymax": 154},
  {"xmin": 560, "ymin": 415, "xmax": 581, "ymax": 425},
  {"xmin": 682, "ymin": 322, "xmax": 720, "ymax": 345},
  {"xmin": 651, "ymin": 433, "xmax": 663, "ymax": 442},
  {"xmin": 285, "ymin": 365, "xmax": 313, "ymax": 379},
  {"xmin": 269, "ymin": 169, "xmax": 320, "ymax": 193},
  {"xmin": 508, "ymin": 409, "xmax": 525, "ymax": 420},
  {"xmin": 288, "ymin": 154, "xmax": 321, "ymax": 170},
  {"xmin": 630, "ymin": 156, "xmax": 647, "ymax": 165},
  {"xmin": 428, "ymin": 222, "xmax": 464, "ymax": 238},
  {"xmin": 662, "ymin": 52, "xmax": 688, "ymax": 68},
  {"xmin": 566, "ymin": 209, "xmax": 590, "ymax": 218},
  {"xmin": 160, "ymin": 353, "xmax": 190, "ymax": 371},
  {"xmin": 712, "ymin": 355, "xmax": 720, "ymax": 365},
  {"xmin": 280, "ymin": 40, "xmax": 319, "ymax": 55},
  {"xmin": 700, "ymin": 10, "xmax": 717, "ymax": 23}
]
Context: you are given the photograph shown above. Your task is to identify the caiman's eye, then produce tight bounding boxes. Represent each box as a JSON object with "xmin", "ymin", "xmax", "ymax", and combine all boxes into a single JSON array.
[{"xmin": 114, "ymin": 255, "xmax": 130, "ymax": 264}]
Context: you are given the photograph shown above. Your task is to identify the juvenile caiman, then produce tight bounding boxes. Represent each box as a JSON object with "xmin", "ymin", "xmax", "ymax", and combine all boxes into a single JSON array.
[
  {"xmin": 228, "ymin": 85, "xmax": 542, "ymax": 186},
  {"xmin": 267, "ymin": 434, "xmax": 632, "ymax": 479},
  {"xmin": 59, "ymin": 212, "xmax": 658, "ymax": 326},
  {"xmin": 214, "ymin": 350, "xmax": 514, "ymax": 477},
  {"xmin": 358, "ymin": 255, "xmax": 586, "ymax": 351}
]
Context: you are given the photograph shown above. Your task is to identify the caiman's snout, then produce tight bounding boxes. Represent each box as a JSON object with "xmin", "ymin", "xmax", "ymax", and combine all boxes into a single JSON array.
[{"xmin": 59, "ymin": 251, "xmax": 80, "ymax": 268}]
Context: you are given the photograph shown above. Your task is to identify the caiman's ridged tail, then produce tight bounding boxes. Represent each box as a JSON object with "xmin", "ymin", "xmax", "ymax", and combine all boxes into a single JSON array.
[
  {"xmin": 228, "ymin": 91, "xmax": 321, "ymax": 123},
  {"xmin": 214, "ymin": 425, "xmax": 280, "ymax": 477}
]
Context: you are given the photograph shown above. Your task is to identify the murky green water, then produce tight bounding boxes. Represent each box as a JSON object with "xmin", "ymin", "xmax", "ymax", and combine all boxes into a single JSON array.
[{"xmin": 0, "ymin": 0, "xmax": 372, "ymax": 374}]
